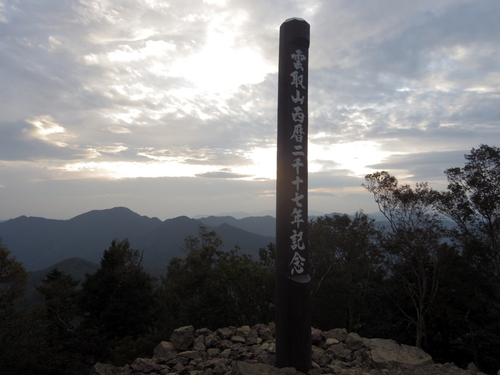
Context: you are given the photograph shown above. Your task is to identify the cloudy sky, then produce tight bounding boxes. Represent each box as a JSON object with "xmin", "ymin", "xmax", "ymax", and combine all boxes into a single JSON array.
[{"xmin": 1, "ymin": 0, "xmax": 499, "ymax": 221}]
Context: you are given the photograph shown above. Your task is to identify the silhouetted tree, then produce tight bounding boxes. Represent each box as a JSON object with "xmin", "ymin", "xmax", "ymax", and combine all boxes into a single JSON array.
[
  {"xmin": 79, "ymin": 239, "xmax": 157, "ymax": 340},
  {"xmin": 435, "ymin": 145, "xmax": 500, "ymax": 373},
  {"xmin": 0, "ymin": 238, "xmax": 27, "ymax": 314},
  {"xmin": 162, "ymin": 227, "xmax": 274, "ymax": 330},
  {"xmin": 308, "ymin": 213, "xmax": 386, "ymax": 335},
  {"xmin": 363, "ymin": 172, "xmax": 452, "ymax": 349},
  {"xmin": 438, "ymin": 144, "xmax": 500, "ymax": 277},
  {"xmin": 36, "ymin": 269, "xmax": 86, "ymax": 375},
  {"xmin": 0, "ymin": 240, "xmax": 48, "ymax": 374},
  {"xmin": 37, "ymin": 269, "xmax": 80, "ymax": 335}
]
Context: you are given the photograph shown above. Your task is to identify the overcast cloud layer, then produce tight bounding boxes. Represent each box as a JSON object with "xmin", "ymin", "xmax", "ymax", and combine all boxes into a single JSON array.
[{"xmin": 1, "ymin": 0, "xmax": 499, "ymax": 220}]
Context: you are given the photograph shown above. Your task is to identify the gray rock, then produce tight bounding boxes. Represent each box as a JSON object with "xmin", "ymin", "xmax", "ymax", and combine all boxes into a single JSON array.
[
  {"xmin": 325, "ymin": 338, "xmax": 340, "ymax": 347},
  {"xmin": 153, "ymin": 341, "xmax": 176, "ymax": 359},
  {"xmin": 260, "ymin": 327, "xmax": 274, "ymax": 341},
  {"xmin": 219, "ymin": 339, "xmax": 233, "ymax": 350},
  {"xmin": 178, "ymin": 350, "xmax": 201, "ymax": 359},
  {"xmin": 246, "ymin": 336, "xmax": 260, "ymax": 345},
  {"xmin": 196, "ymin": 360, "xmax": 207, "ymax": 371},
  {"xmin": 268, "ymin": 343, "xmax": 276, "ymax": 354},
  {"xmin": 194, "ymin": 334, "xmax": 206, "ymax": 346},
  {"xmin": 312, "ymin": 348, "xmax": 331, "ymax": 367},
  {"xmin": 131, "ymin": 358, "xmax": 162, "ymax": 374},
  {"xmin": 237, "ymin": 325, "xmax": 252, "ymax": 337},
  {"xmin": 217, "ymin": 327, "xmax": 236, "ymax": 339},
  {"xmin": 364, "ymin": 338, "xmax": 433, "ymax": 370},
  {"xmin": 167, "ymin": 356, "xmax": 189, "ymax": 367},
  {"xmin": 256, "ymin": 352, "xmax": 275, "ymax": 366},
  {"xmin": 206, "ymin": 333, "xmax": 221, "ymax": 348},
  {"xmin": 231, "ymin": 335, "xmax": 246, "ymax": 344},
  {"xmin": 171, "ymin": 362, "xmax": 185, "ymax": 373},
  {"xmin": 207, "ymin": 348, "xmax": 221, "ymax": 357},
  {"xmin": 326, "ymin": 328, "xmax": 347, "ymax": 342},
  {"xmin": 280, "ymin": 367, "xmax": 302, "ymax": 375},
  {"xmin": 194, "ymin": 341, "xmax": 207, "ymax": 352},
  {"xmin": 170, "ymin": 325, "xmax": 195, "ymax": 351},
  {"xmin": 196, "ymin": 327, "xmax": 213, "ymax": 337},
  {"xmin": 113, "ymin": 366, "xmax": 132, "ymax": 375},
  {"xmin": 231, "ymin": 361, "xmax": 284, "ymax": 375},
  {"xmin": 311, "ymin": 328, "xmax": 324, "ymax": 344},
  {"xmin": 345, "ymin": 332, "xmax": 364, "ymax": 350},
  {"xmin": 90, "ymin": 362, "xmax": 115, "ymax": 375},
  {"xmin": 327, "ymin": 347, "xmax": 352, "ymax": 362},
  {"xmin": 91, "ymin": 324, "xmax": 483, "ymax": 375},
  {"xmin": 467, "ymin": 362, "xmax": 478, "ymax": 374},
  {"xmin": 214, "ymin": 362, "xmax": 230, "ymax": 375}
]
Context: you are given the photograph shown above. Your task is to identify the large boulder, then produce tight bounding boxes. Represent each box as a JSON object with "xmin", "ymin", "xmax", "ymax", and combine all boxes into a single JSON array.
[
  {"xmin": 170, "ymin": 325, "xmax": 195, "ymax": 351},
  {"xmin": 364, "ymin": 338, "xmax": 433, "ymax": 370}
]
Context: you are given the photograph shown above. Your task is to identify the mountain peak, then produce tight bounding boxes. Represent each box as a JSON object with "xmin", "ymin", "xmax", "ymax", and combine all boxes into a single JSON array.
[{"xmin": 69, "ymin": 207, "xmax": 137, "ymax": 221}]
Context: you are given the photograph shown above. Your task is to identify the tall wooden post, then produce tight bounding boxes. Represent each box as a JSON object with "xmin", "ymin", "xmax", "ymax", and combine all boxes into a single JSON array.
[{"xmin": 276, "ymin": 17, "xmax": 311, "ymax": 373}]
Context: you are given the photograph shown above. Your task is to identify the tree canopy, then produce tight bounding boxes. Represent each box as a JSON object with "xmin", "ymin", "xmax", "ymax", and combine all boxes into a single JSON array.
[
  {"xmin": 0, "ymin": 238, "xmax": 27, "ymax": 313},
  {"xmin": 79, "ymin": 239, "xmax": 157, "ymax": 340},
  {"xmin": 363, "ymin": 173, "xmax": 453, "ymax": 349},
  {"xmin": 438, "ymin": 144, "xmax": 500, "ymax": 277},
  {"xmin": 162, "ymin": 227, "xmax": 274, "ymax": 330}
]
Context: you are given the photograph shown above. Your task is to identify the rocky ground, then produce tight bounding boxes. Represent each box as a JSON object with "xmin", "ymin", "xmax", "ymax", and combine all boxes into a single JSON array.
[{"xmin": 90, "ymin": 323, "xmax": 488, "ymax": 375}]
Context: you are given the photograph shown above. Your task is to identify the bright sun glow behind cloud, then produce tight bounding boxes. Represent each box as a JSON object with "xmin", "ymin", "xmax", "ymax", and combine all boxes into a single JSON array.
[
  {"xmin": 84, "ymin": 8, "xmax": 276, "ymax": 125},
  {"xmin": 100, "ymin": 9, "xmax": 274, "ymax": 97},
  {"xmin": 62, "ymin": 160, "xmax": 214, "ymax": 179},
  {"xmin": 167, "ymin": 11, "xmax": 275, "ymax": 95},
  {"xmin": 309, "ymin": 141, "xmax": 396, "ymax": 176}
]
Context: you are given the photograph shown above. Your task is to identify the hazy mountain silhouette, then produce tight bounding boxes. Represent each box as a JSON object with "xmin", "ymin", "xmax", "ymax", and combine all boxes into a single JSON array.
[
  {"xmin": 198, "ymin": 215, "xmax": 276, "ymax": 237},
  {"xmin": 0, "ymin": 207, "xmax": 275, "ymax": 271},
  {"xmin": 193, "ymin": 209, "xmax": 327, "ymax": 219}
]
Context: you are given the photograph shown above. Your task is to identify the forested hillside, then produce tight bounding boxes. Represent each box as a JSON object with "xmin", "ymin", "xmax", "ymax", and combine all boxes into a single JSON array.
[{"xmin": 1, "ymin": 145, "xmax": 499, "ymax": 375}]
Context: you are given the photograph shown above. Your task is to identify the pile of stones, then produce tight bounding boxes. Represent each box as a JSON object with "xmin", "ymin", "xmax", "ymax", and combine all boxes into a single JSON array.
[{"xmin": 90, "ymin": 323, "xmax": 485, "ymax": 375}]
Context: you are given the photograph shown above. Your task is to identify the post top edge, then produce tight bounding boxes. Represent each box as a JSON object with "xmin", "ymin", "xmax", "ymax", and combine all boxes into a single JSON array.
[{"xmin": 284, "ymin": 17, "xmax": 306, "ymax": 23}]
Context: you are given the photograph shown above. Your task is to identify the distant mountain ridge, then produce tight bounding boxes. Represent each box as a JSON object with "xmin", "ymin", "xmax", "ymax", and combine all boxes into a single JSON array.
[
  {"xmin": 0, "ymin": 207, "xmax": 403, "ymax": 273},
  {"xmin": 198, "ymin": 215, "xmax": 276, "ymax": 238},
  {"xmin": 0, "ymin": 207, "xmax": 276, "ymax": 272}
]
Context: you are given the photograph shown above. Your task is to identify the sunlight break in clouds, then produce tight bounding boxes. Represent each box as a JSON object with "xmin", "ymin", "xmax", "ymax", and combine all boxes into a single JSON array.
[
  {"xmin": 234, "ymin": 147, "xmax": 277, "ymax": 181},
  {"xmin": 309, "ymin": 141, "xmax": 397, "ymax": 177},
  {"xmin": 62, "ymin": 159, "xmax": 215, "ymax": 179},
  {"xmin": 97, "ymin": 8, "xmax": 274, "ymax": 97},
  {"xmin": 178, "ymin": 11, "xmax": 274, "ymax": 95},
  {"xmin": 26, "ymin": 116, "xmax": 69, "ymax": 147},
  {"xmin": 61, "ymin": 146, "xmax": 276, "ymax": 181},
  {"xmin": 81, "ymin": 4, "xmax": 275, "ymax": 140},
  {"xmin": 144, "ymin": 9, "xmax": 275, "ymax": 100}
]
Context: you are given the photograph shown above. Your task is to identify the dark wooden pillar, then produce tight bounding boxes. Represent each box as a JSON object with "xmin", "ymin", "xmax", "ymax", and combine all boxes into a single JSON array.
[{"xmin": 275, "ymin": 17, "xmax": 311, "ymax": 373}]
